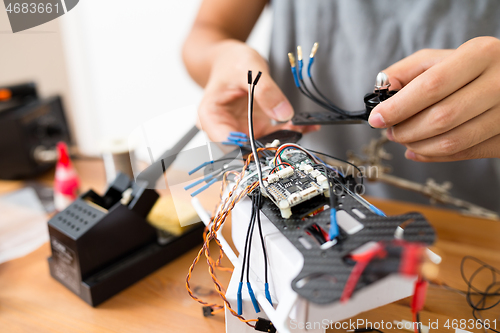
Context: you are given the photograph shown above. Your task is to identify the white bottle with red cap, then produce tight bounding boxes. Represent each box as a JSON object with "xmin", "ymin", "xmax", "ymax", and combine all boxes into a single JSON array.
[{"xmin": 54, "ymin": 142, "xmax": 80, "ymax": 211}]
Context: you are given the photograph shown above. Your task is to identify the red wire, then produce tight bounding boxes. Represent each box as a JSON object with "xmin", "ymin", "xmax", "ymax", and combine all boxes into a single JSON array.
[{"xmin": 341, "ymin": 243, "xmax": 385, "ymax": 302}]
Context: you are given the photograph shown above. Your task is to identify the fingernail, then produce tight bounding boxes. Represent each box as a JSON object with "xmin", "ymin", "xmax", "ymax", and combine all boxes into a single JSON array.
[
  {"xmin": 273, "ymin": 101, "xmax": 293, "ymax": 121},
  {"xmin": 369, "ymin": 113, "xmax": 386, "ymax": 128},
  {"xmin": 386, "ymin": 127, "xmax": 394, "ymax": 141},
  {"xmin": 405, "ymin": 150, "xmax": 416, "ymax": 160}
]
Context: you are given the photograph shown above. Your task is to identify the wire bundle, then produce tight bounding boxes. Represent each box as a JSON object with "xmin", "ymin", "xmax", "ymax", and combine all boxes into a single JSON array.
[
  {"xmin": 461, "ymin": 256, "xmax": 500, "ymax": 333},
  {"xmin": 185, "ymin": 153, "xmax": 260, "ymax": 326},
  {"xmin": 287, "ymin": 43, "xmax": 366, "ymax": 117},
  {"xmin": 185, "ymin": 71, "xmax": 390, "ymax": 328},
  {"xmin": 238, "ymin": 189, "xmax": 273, "ymax": 316}
]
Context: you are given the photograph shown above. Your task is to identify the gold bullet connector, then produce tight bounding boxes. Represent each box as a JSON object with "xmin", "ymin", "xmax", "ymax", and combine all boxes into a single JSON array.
[
  {"xmin": 288, "ymin": 52, "xmax": 296, "ymax": 67},
  {"xmin": 310, "ymin": 42, "xmax": 319, "ymax": 58},
  {"xmin": 297, "ymin": 46, "xmax": 303, "ymax": 61}
]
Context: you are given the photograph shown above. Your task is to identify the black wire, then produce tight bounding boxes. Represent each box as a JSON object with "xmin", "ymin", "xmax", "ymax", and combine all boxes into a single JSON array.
[
  {"xmin": 416, "ymin": 312, "xmax": 422, "ymax": 333},
  {"xmin": 255, "ymin": 191, "xmax": 269, "ymax": 284},
  {"xmin": 240, "ymin": 195, "xmax": 257, "ymax": 283},
  {"xmin": 296, "ymin": 80, "xmax": 340, "ymax": 114},
  {"xmin": 460, "ymin": 256, "xmax": 500, "ymax": 333},
  {"xmin": 308, "ymin": 76, "xmax": 339, "ymax": 109},
  {"xmin": 314, "ymin": 164, "xmax": 336, "ymax": 212},
  {"xmin": 299, "ymin": 77, "xmax": 351, "ymax": 116},
  {"xmin": 305, "ymin": 148, "xmax": 364, "ymax": 186},
  {"xmin": 248, "ymin": 71, "xmax": 266, "ymax": 193},
  {"xmin": 307, "ymin": 71, "xmax": 366, "ymax": 117},
  {"xmin": 246, "ymin": 199, "xmax": 257, "ymax": 283}
]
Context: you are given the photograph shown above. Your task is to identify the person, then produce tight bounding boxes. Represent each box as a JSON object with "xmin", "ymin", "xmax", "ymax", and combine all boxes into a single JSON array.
[{"xmin": 182, "ymin": 0, "xmax": 500, "ymax": 212}]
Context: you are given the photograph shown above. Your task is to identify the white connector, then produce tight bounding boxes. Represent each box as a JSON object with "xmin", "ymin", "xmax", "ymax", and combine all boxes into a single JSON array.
[
  {"xmin": 277, "ymin": 167, "xmax": 294, "ymax": 179},
  {"xmin": 310, "ymin": 170, "xmax": 321, "ymax": 178},
  {"xmin": 303, "ymin": 165, "xmax": 313, "ymax": 173},
  {"xmin": 268, "ymin": 173, "xmax": 279, "ymax": 184}
]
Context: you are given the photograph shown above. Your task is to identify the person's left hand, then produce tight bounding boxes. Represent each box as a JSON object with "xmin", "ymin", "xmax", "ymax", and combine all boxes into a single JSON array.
[{"xmin": 368, "ymin": 36, "xmax": 500, "ymax": 162}]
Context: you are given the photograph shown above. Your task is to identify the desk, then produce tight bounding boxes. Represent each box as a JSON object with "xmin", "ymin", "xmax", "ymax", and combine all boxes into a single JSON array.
[{"xmin": 0, "ymin": 160, "xmax": 499, "ymax": 333}]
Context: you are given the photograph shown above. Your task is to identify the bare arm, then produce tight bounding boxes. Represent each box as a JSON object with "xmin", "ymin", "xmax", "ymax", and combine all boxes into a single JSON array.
[
  {"xmin": 182, "ymin": 0, "xmax": 319, "ymax": 141},
  {"xmin": 182, "ymin": 0, "xmax": 267, "ymax": 87}
]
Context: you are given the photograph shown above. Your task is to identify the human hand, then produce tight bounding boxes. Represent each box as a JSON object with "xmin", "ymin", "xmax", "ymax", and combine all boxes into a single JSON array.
[
  {"xmin": 368, "ymin": 37, "xmax": 500, "ymax": 162},
  {"xmin": 197, "ymin": 41, "xmax": 320, "ymax": 142}
]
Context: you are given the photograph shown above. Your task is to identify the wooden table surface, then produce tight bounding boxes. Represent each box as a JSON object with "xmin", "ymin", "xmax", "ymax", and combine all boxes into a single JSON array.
[{"xmin": 0, "ymin": 160, "xmax": 499, "ymax": 333}]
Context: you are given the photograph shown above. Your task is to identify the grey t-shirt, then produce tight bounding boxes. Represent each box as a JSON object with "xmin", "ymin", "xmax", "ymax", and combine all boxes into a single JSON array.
[{"xmin": 268, "ymin": 0, "xmax": 500, "ymax": 212}]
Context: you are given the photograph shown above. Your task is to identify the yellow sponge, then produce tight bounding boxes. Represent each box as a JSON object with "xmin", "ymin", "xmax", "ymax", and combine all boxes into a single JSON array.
[{"xmin": 147, "ymin": 196, "xmax": 200, "ymax": 236}]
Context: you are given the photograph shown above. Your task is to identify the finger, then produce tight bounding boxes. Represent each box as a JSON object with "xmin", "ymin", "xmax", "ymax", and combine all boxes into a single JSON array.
[
  {"xmin": 197, "ymin": 88, "xmax": 247, "ymax": 142},
  {"xmin": 369, "ymin": 39, "xmax": 492, "ymax": 128},
  {"xmin": 254, "ymin": 74, "xmax": 294, "ymax": 122},
  {"xmin": 383, "ymin": 49, "xmax": 453, "ymax": 91},
  {"xmin": 200, "ymin": 113, "xmax": 240, "ymax": 142},
  {"xmin": 388, "ymin": 69, "xmax": 500, "ymax": 143},
  {"xmin": 404, "ymin": 105, "xmax": 500, "ymax": 157},
  {"xmin": 406, "ymin": 133, "xmax": 500, "ymax": 162}
]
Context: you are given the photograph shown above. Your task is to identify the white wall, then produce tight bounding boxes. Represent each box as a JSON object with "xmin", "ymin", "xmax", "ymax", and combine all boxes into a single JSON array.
[
  {"xmin": 0, "ymin": 7, "xmax": 75, "ymax": 138},
  {"xmin": 59, "ymin": 0, "xmax": 272, "ymax": 157}
]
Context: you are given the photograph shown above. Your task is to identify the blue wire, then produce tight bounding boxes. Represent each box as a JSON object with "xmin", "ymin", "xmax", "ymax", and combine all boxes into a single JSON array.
[
  {"xmin": 222, "ymin": 141, "xmax": 244, "ymax": 147},
  {"xmin": 307, "ymin": 57, "xmax": 315, "ymax": 78},
  {"xmin": 230, "ymin": 131, "xmax": 247, "ymax": 138},
  {"xmin": 328, "ymin": 208, "xmax": 339, "ymax": 240},
  {"xmin": 298, "ymin": 59, "xmax": 304, "ymax": 80},
  {"xmin": 246, "ymin": 282, "xmax": 260, "ymax": 313},
  {"xmin": 368, "ymin": 203, "xmax": 386, "ymax": 217},
  {"xmin": 188, "ymin": 160, "xmax": 213, "ymax": 175},
  {"xmin": 227, "ymin": 136, "xmax": 248, "ymax": 143},
  {"xmin": 237, "ymin": 282, "xmax": 243, "ymax": 315},
  {"xmin": 291, "ymin": 66, "xmax": 300, "ymax": 88},
  {"xmin": 183, "ymin": 174, "xmax": 215, "ymax": 190},
  {"xmin": 327, "ymin": 164, "xmax": 344, "ymax": 178},
  {"xmin": 190, "ymin": 177, "xmax": 218, "ymax": 197},
  {"xmin": 264, "ymin": 283, "xmax": 273, "ymax": 306}
]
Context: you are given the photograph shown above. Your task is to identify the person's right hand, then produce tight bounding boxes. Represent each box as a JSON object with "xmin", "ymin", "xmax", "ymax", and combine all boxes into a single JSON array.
[{"xmin": 197, "ymin": 41, "xmax": 320, "ymax": 142}]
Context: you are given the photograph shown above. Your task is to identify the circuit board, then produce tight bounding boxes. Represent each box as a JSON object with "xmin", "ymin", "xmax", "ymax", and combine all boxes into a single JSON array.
[
  {"xmin": 265, "ymin": 167, "xmax": 327, "ymax": 218},
  {"xmin": 263, "ymin": 150, "xmax": 331, "ymax": 218}
]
